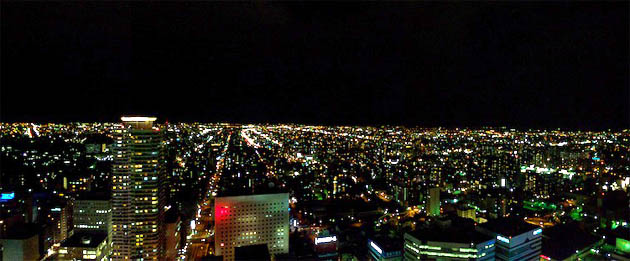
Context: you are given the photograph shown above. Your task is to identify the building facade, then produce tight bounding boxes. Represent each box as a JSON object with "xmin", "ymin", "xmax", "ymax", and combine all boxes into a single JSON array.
[
  {"xmin": 427, "ymin": 187, "xmax": 440, "ymax": 216},
  {"xmin": 73, "ymin": 195, "xmax": 112, "ymax": 248},
  {"xmin": 368, "ymin": 238, "xmax": 402, "ymax": 261},
  {"xmin": 476, "ymin": 218, "xmax": 542, "ymax": 261},
  {"xmin": 58, "ymin": 232, "xmax": 108, "ymax": 261},
  {"xmin": 0, "ymin": 233, "xmax": 40, "ymax": 261},
  {"xmin": 111, "ymin": 116, "xmax": 165, "ymax": 260},
  {"xmin": 403, "ymin": 232, "xmax": 495, "ymax": 261},
  {"xmin": 214, "ymin": 193, "xmax": 289, "ymax": 261}
]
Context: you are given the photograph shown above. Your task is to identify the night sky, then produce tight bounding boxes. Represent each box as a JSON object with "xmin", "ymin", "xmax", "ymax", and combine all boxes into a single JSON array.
[{"xmin": 2, "ymin": 2, "xmax": 628, "ymax": 129}]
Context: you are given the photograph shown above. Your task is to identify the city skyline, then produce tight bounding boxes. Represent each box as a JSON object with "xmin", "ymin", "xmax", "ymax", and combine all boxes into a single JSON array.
[
  {"xmin": 1, "ymin": 1, "xmax": 629, "ymax": 261},
  {"xmin": 1, "ymin": 118, "xmax": 629, "ymax": 260}
]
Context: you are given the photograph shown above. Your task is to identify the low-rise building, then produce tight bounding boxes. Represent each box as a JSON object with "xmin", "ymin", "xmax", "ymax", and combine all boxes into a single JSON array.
[
  {"xmin": 58, "ymin": 232, "xmax": 108, "ymax": 261},
  {"xmin": 368, "ymin": 237, "xmax": 402, "ymax": 261},
  {"xmin": 404, "ymin": 221, "xmax": 495, "ymax": 260}
]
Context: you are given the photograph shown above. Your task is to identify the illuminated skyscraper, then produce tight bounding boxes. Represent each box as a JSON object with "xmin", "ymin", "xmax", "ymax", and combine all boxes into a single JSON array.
[
  {"xmin": 111, "ymin": 116, "xmax": 165, "ymax": 260},
  {"xmin": 214, "ymin": 193, "xmax": 289, "ymax": 261},
  {"xmin": 426, "ymin": 187, "xmax": 440, "ymax": 216}
]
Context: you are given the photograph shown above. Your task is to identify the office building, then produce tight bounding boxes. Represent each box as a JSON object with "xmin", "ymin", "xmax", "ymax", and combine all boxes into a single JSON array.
[
  {"xmin": 427, "ymin": 187, "xmax": 440, "ymax": 216},
  {"xmin": 404, "ymin": 224, "xmax": 495, "ymax": 261},
  {"xmin": 314, "ymin": 231, "xmax": 338, "ymax": 260},
  {"xmin": 111, "ymin": 116, "xmax": 165, "ymax": 260},
  {"xmin": 476, "ymin": 217, "xmax": 542, "ymax": 261},
  {"xmin": 214, "ymin": 193, "xmax": 289, "ymax": 261},
  {"xmin": 457, "ymin": 206, "xmax": 477, "ymax": 222},
  {"xmin": 58, "ymin": 232, "xmax": 108, "ymax": 261},
  {"xmin": 73, "ymin": 193, "xmax": 112, "ymax": 247},
  {"xmin": 65, "ymin": 176, "xmax": 93, "ymax": 194},
  {"xmin": 368, "ymin": 237, "xmax": 402, "ymax": 261},
  {"xmin": 48, "ymin": 203, "xmax": 71, "ymax": 245}
]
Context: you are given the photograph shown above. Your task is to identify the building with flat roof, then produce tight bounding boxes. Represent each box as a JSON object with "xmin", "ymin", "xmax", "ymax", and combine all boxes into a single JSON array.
[
  {"xmin": 540, "ymin": 223, "xmax": 602, "ymax": 261},
  {"xmin": 476, "ymin": 217, "xmax": 542, "ymax": 261},
  {"xmin": 58, "ymin": 232, "xmax": 108, "ymax": 261},
  {"xmin": 214, "ymin": 193, "xmax": 289, "ymax": 261},
  {"xmin": 368, "ymin": 237, "xmax": 402, "ymax": 261},
  {"xmin": 313, "ymin": 230, "xmax": 338, "ymax": 260},
  {"xmin": 404, "ymin": 224, "xmax": 495, "ymax": 261}
]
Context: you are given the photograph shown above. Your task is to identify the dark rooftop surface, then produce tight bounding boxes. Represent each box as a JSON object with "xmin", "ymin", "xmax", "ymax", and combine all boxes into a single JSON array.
[
  {"xmin": 407, "ymin": 224, "xmax": 494, "ymax": 245},
  {"xmin": 82, "ymin": 134, "xmax": 113, "ymax": 144},
  {"xmin": 370, "ymin": 236, "xmax": 403, "ymax": 253},
  {"xmin": 60, "ymin": 232, "xmax": 107, "ymax": 248},
  {"xmin": 76, "ymin": 191, "xmax": 110, "ymax": 201},
  {"xmin": 479, "ymin": 217, "xmax": 539, "ymax": 237},
  {"xmin": 234, "ymin": 244, "xmax": 270, "ymax": 261},
  {"xmin": 542, "ymin": 223, "xmax": 601, "ymax": 260},
  {"xmin": 165, "ymin": 207, "xmax": 179, "ymax": 223}
]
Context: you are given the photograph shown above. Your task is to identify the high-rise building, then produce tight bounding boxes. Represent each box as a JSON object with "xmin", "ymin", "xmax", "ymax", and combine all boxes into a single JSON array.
[
  {"xmin": 111, "ymin": 116, "xmax": 165, "ymax": 260},
  {"xmin": 426, "ymin": 187, "xmax": 440, "ymax": 216},
  {"xmin": 476, "ymin": 217, "xmax": 542, "ymax": 261},
  {"xmin": 214, "ymin": 193, "xmax": 289, "ymax": 261}
]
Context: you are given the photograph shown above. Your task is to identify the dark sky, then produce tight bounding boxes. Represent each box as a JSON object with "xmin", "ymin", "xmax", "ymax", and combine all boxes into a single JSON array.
[{"xmin": 2, "ymin": 2, "xmax": 628, "ymax": 129}]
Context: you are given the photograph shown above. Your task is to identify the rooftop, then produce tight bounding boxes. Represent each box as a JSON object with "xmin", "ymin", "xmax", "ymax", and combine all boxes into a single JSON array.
[
  {"xmin": 234, "ymin": 244, "xmax": 270, "ymax": 260},
  {"xmin": 479, "ymin": 217, "xmax": 539, "ymax": 237},
  {"xmin": 542, "ymin": 223, "xmax": 601, "ymax": 260},
  {"xmin": 60, "ymin": 232, "xmax": 107, "ymax": 248},
  {"xmin": 407, "ymin": 219, "xmax": 494, "ymax": 245},
  {"xmin": 76, "ymin": 191, "xmax": 110, "ymax": 201},
  {"xmin": 121, "ymin": 116, "xmax": 157, "ymax": 122},
  {"xmin": 370, "ymin": 236, "xmax": 403, "ymax": 253}
]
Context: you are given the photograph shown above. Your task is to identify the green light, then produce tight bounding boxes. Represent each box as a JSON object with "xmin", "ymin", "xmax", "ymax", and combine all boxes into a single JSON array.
[
  {"xmin": 418, "ymin": 245, "xmax": 441, "ymax": 250},
  {"xmin": 405, "ymin": 243, "xmax": 420, "ymax": 254},
  {"xmin": 611, "ymin": 221, "xmax": 620, "ymax": 230},
  {"xmin": 419, "ymin": 251, "xmax": 477, "ymax": 258},
  {"xmin": 617, "ymin": 238, "xmax": 630, "ymax": 253}
]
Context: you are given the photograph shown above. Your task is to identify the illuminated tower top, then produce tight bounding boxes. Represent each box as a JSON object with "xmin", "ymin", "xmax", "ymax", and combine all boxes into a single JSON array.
[{"xmin": 121, "ymin": 116, "xmax": 157, "ymax": 130}]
